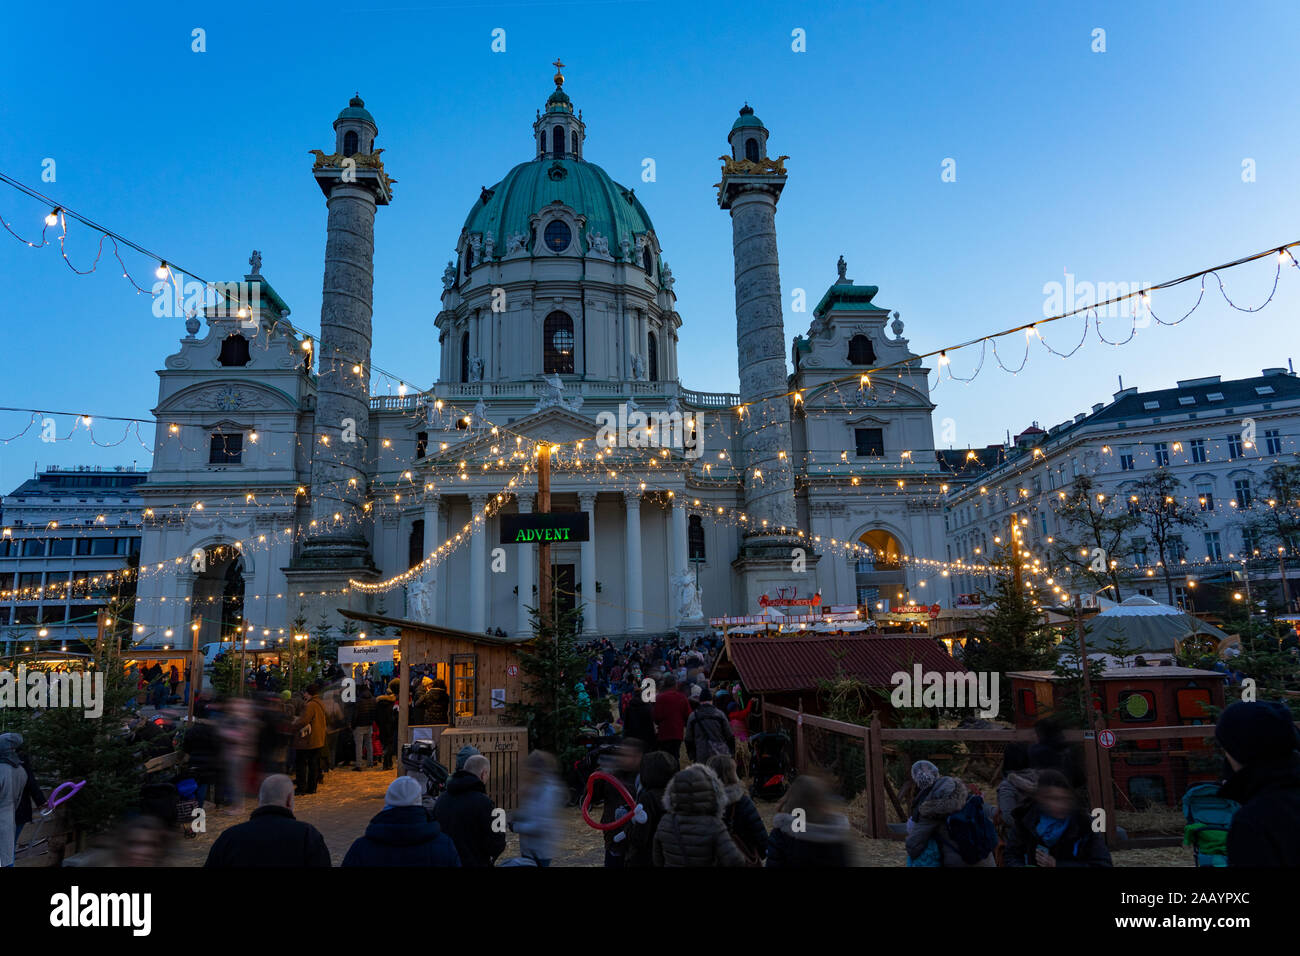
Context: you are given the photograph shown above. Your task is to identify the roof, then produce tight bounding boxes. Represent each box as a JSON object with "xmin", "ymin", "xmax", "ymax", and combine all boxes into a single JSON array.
[
  {"xmin": 722, "ymin": 634, "xmax": 967, "ymax": 694},
  {"xmin": 935, "ymin": 446, "xmax": 1008, "ymax": 476},
  {"xmin": 337, "ymin": 610, "xmax": 532, "ymax": 647},
  {"xmin": 1008, "ymin": 667, "xmax": 1225, "ymax": 682},
  {"xmin": 6, "ymin": 469, "xmax": 148, "ymax": 497},
  {"xmin": 336, "ymin": 95, "xmax": 376, "ymax": 129},
  {"xmin": 462, "ymin": 158, "xmax": 656, "ymax": 261},
  {"xmin": 812, "ymin": 281, "xmax": 884, "ymax": 319}
]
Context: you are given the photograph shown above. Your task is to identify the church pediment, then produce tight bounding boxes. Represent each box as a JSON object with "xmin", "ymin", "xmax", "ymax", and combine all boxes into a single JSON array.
[
  {"xmin": 426, "ymin": 406, "xmax": 600, "ymax": 463},
  {"xmin": 156, "ymin": 380, "xmax": 300, "ymax": 416}
]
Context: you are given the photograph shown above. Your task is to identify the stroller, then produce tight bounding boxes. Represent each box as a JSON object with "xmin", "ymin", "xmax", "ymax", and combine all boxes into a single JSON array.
[
  {"xmin": 748, "ymin": 731, "xmax": 793, "ymax": 800},
  {"xmin": 400, "ymin": 740, "xmax": 451, "ymax": 806},
  {"xmin": 1182, "ymin": 782, "xmax": 1239, "ymax": 866}
]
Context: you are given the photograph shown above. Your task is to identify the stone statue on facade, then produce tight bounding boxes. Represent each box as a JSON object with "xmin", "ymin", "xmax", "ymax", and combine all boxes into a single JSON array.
[
  {"xmin": 406, "ymin": 568, "xmax": 435, "ymax": 622},
  {"xmin": 671, "ymin": 568, "xmax": 704, "ymax": 623},
  {"xmin": 468, "ymin": 355, "xmax": 484, "ymax": 382},
  {"xmin": 661, "ymin": 263, "xmax": 675, "ymax": 291},
  {"xmin": 506, "ymin": 232, "xmax": 528, "ymax": 256},
  {"xmin": 249, "ymin": 250, "xmax": 262, "ymax": 275},
  {"xmin": 585, "ymin": 229, "xmax": 610, "ymax": 258},
  {"xmin": 618, "ymin": 235, "xmax": 631, "ymax": 261},
  {"xmin": 533, "ymin": 373, "xmax": 583, "ymax": 413},
  {"xmin": 483, "ymin": 232, "xmax": 495, "ymax": 261},
  {"xmin": 837, "ymin": 255, "xmax": 847, "ymax": 283},
  {"xmin": 472, "ymin": 398, "xmax": 489, "ymax": 429},
  {"xmin": 631, "ymin": 353, "xmax": 646, "ymax": 381},
  {"xmin": 442, "ymin": 261, "xmax": 456, "ymax": 291}
]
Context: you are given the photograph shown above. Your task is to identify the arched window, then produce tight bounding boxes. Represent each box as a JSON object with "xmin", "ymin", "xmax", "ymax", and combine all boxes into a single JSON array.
[
  {"xmin": 642, "ymin": 245, "xmax": 654, "ymax": 274},
  {"xmin": 544, "ymin": 311, "xmax": 575, "ymax": 374},
  {"xmin": 744, "ymin": 137, "xmax": 760, "ymax": 162},
  {"xmin": 647, "ymin": 331, "xmax": 659, "ymax": 382},
  {"xmin": 688, "ymin": 515, "xmax": 706, "ymax": 561},
  {"xmin": 463, "ymin": 242, "xmax": 473, "ymax": 276},
  {"xmin": 552, "ymin": 125, "xmax": 565, "ymax": 156},
  {"xmin": 343, "ymin": 130, "xmax": 360, "ymax": 157},
  {"xmin": 408, "ymin": 519, "xmax": 425, "ymax": 570},
  {"xmin": 460, "ymin": 332, "xmax": 470, "ymax": 383},
  {"xmin": 847, "ymin": 334, "xmax": 875, "ymax": 366},
  {"xmin": 218, "ymin": 333, "xmax": 251, "ymax": 367},
  {"xmin": 540, "ymin": 132, "xmax": 545, "ymax": 154}
]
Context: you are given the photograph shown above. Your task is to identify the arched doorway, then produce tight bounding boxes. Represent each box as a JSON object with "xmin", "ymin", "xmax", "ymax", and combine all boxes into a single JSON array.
[
  {"xmin": 854, "ymin": 529, "xmax": 907, "ymax": 610},
  {"xmin": 191, "ymin": 544, "xmax": 245, "ymax": 649}
]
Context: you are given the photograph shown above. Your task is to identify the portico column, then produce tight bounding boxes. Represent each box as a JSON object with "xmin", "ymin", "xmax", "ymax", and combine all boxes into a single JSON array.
[
  {"xmin": 624, "ymin": 490, "xmax": 644, "ymax": 633},
  {"xmin": 671, "ymin": 497, "xmax": 689, "ymax": 579},
  {"xmin": 421, "ymin": 493, "xmax": 440, "ymax": 620},
  {"xmin": 579, "ymin": 492, "xmax": 598, "ymax": 634},
  {"xmin": 516, "ymin": 495, "xmax": 534, "ymax": 637},
  {"xmin": 469, "ymin": 494, "xmax": 488, "ymax": 634}
]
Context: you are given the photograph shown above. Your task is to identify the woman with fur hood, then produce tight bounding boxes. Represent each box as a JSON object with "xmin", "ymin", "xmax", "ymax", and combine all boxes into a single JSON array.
[
  {"xmin": 905, "ymin": 775, "xmax": 996, "ymax": 867},
  {"xmin": 766, "ymin": 775, "xmax": 854, "ymax": 867},
  {"xmin": 995, "ymin": 744, "xmax": 1040, "ymax": 827},
  {"xmin": 652, "ymin": 764, "xmax": 747, "ymax": 867}
]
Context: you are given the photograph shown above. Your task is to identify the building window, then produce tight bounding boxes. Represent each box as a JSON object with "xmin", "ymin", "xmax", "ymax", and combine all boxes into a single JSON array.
[
  {"xmin": 552, "ymin": 125, "xmax": 565, "ymax": 156},
  {"xmin": 1120, "ymin": 453, "xmax": 1135, "ymax": 471},
  {"xmin": 855, "ymin": 427, "xmax": 884, "ymax": 457},
  {"xmin": 218, "ymin": 334, "xmax": 251, "ymax": 367},
  {"xmin": 460, "ymin": 333, "xmax": 470, "ymax": 383},
  {"xmin": 1169, "ymin": 536, "xmax": 1186, "ymax": 562},
  {"xmin": 1234, "ymin": 478, "xmax": 1252, "ymax": 509},
  {"xmin": 688, "ymin": 514, "xmax": 706, "ymax": 561},
  {"xmin": 642, "ymin": 245, "xmax": 654, "ymax": 274},
  {"xmin": 1132, "ymin": 537, "xmax": 1149, "ymax": 567},
  {"xmin": 408, "ymin": 519, "xmax": 425, "ymax": 570},
  {"xmin": 1227, "ymin": 433, "xmax": 1243, "ymax": 459},
  {"xmin": 1242, "ymin": 527, "xmax": 1258, "ymax": 556},
  {"xmin": 647, "ymin": 332, "xmax": 659, "ymax": 382},
  {"xmin": 416, "ymin": 432, "xmax": 428, "ymax": 458},
  {"xmin": 1196, "ymin": 485, "xmax": 1214, "ymax": 511},
  {"xmin": 744, "ymin": 137, "xmax": 759, "ymax": 162},
  {"xmin": 343, "ymin": 130, "xmax": 359, "ymax": 157},
  {"xmin": 1265, "ymin": 429, "xmax": 1282, "ymax": 454},
  {"xmin": 1204, "ymin": 531, "xmax": 1222, "ymax": 561},
  {"xmin": 209, "ymin": 432, "xmax": 243, "ymax": 464},
  {"xmin": 543, "ymin": 220, "xmax": 572, "ymax": 253},
  {"xmin": 48, "ymin": 538, "xmax": 72, "ymax": 557},
  {"xmin": 1190, "ymin": 438, "xmax": 1207, "ymax": 463},
  {"xmin": 452, "ymin": 653, "xmax": 477, "ymax": 719},
  {"xmin": 543, "ymin": 311, "xmax": 575, "ymax": 374},
  {"xmin": 847, "ymin": 335, "xmax": 875, "ymax": 366},
  {"xmin": 1153, "ymin": 442, "xmax": 1169, "ymax": 467}
]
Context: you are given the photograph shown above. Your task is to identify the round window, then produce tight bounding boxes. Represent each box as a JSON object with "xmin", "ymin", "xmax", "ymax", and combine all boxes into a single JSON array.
[{"xmin": 544, "ymin": 220, "xmax": 572, "ymax": 252}]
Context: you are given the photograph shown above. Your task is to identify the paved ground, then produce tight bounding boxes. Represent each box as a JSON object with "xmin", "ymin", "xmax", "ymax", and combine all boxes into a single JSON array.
[{"xmin": 20, "ymin": 762, "xmax": 1192, "ymax": 866}]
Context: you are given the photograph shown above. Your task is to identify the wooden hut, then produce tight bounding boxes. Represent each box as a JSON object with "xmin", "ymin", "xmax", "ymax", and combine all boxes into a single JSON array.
[{"xmin": 339, "ymin": 611, "xmax": 533, "ymax": 809}]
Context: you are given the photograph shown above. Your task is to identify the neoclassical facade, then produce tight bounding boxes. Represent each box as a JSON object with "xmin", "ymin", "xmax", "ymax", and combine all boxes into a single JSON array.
[{"xmin": 133, "ymin": 73, "xmax": 947, "ymax": 647}]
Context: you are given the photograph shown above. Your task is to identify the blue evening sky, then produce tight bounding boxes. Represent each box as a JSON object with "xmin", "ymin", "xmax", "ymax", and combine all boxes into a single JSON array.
[{"xmin": 1, "ymin": 0, "xmax": 1297, "ymax": 493}]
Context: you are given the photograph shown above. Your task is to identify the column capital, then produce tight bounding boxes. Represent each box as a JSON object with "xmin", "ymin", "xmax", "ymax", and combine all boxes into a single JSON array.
[
  {"xmin": 517, "ymin": 493, "xmax": 534, "ymax": 514},
  {"xmin": 468, "ymin": 493, "xmax": 490, "ymax": 509},
  {"xmin": 622, "ymin": 489, "xmax": 642, "ymax": 506},
  {"xmin": 578, "ymin": 491, "xmax": 597, "ymax": 509}
]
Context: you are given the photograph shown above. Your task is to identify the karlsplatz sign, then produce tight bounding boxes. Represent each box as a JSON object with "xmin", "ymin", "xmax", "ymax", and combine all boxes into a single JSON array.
[{"xmin": 499, "ymin": 511, "xmax": 590, "ymax": 545}]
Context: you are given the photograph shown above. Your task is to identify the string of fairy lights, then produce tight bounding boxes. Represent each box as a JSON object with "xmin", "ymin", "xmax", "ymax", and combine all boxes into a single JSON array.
[{"xmin": 1, "ymin": 170, "xmax": 1298, "ymax": 641}]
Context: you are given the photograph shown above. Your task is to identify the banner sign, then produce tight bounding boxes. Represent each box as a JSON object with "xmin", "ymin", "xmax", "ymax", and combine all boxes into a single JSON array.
[
  {"xmin": 338, "ymin": 643, "xmax": 397, "ymax": 663},
  {"xmin": 500, "ymin": 511, "xmax": 590, "ymax": 544}
]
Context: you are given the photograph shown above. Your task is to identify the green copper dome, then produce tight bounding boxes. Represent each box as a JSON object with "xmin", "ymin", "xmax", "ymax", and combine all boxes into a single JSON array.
[
  {"xmin": 462, "ymin": 158, "xmax": 656, "ymax": 261},
  {"xmin": 731, "ymin": 104, "xmax": 765, "ymax": 131},
  {"xmin": 336, "ymin": 95, "xmax": 377, "ymax": 129}
]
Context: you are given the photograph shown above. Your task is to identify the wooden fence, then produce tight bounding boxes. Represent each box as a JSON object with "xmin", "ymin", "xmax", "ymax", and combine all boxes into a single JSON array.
[{"xmin": 761, "ymin": 702, "xmax": 1215, "ymax": 846}]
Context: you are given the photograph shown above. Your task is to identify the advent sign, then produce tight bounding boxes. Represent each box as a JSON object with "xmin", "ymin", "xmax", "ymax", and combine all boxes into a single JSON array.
[{"xmin": 500, "ymin": 511, "xmax": 590, "ymax": 545}]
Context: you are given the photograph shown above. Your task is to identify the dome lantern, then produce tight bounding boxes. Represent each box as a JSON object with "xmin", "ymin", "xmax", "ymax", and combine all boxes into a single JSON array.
[
  {"xmin": 728, "ymin": 103, "xmax": 769, "ymax": 163},
  {"xmin": 534, "ymin": 59, "xmax": 585, "ymax": 160}
]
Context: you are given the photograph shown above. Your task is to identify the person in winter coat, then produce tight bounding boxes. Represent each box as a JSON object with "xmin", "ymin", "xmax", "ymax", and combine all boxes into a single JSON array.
[
  {"xmin": 510, "ymin": 750, "xmax": 565, "ymax": 866},
  {"xmin": 415, "ymin": 678, "xmax": 450, "ymax": 725},
  {"xmin": 621, "ymin": 692, "xmax": 657, "ymax": 753},
  {"xmin": 652, "ymin": 764, "xmax": 747, "ymax": 867},
  {"xmin": 432, "ymin": 754, "xmax": 506, "ymax": 866},
  {"xmin": 375, "ymin": 679, "xmax": 400, "ymax": 770},
  {"xmin": 181, "ymin": 716, "xmax": 224, "ymax": 808},
  {"xmin": 905, "ymin": 775, "xmax": 994, "ymax": 867},
  {"xmin": 290, "ymin": 684, "xmax": 328, "ymax": 795},
  {"xmin": 906, "ymin": 760, "xmax": 941, "ymax": 822},
  {"xmin": 350, "ymin": 684, "xmax": 377, "ymax": 770},
  {"xmin": 1004, "ymin": 769, "xmax": 1112, "ymax": 867},
  {"xmin": 766, "ymin": 775, "xmax": 853, "ymax": 867},
  {"xmin": 205, "ymin": 775, "xmax": 331, "ymax": 867},
  {"xmin": 600, "ymin": 739, "xmax": 644, "ymax": 867},
  {"xmin": 342, "ymin": 776, "xmax": 461, "ymax": 867},
  {"xmin": 995, "ymin": 744, "xmax": 1039, "ymax": 829},
  {"xmin": 707, "ymin": 755, "xmax": 767, "ymax": 863},
  {"xmin": 685, "ymin": 695, "xmax": 734, "ymax": 763},
  {"xmin": 624, "ymin": 750, "xmax": 678, "ymax": 867},
  {"xmin": 0, "ymin": 736, "xmax": 28, "ymax": 867},
  {"xmin": 0, "ymin": 733, "xmax": 45, "ymax": 857},
  {"xmin": 652, "ymin": 675, "xmax": 692, "ymax": 762},
  {"xmin": 1215, "ymin": 700, "xmax": 1300, "ymax": 866}
]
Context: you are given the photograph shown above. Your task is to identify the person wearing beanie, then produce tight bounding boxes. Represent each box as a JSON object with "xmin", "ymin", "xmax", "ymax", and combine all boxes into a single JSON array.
[
  {"xmin": 342, "ymin": 776, "xmax": 460, "ymax": 867},
  {"xmin": 1216, "ymin": 700, "xmax": 1300, "ymax": 866},
  {"xmin": 204, "ymin": 774, "xmax": 330, "ymax": 867},
  {"xmin": 907, "ymin": 759, "xmax": 941, "ymax": 823}
]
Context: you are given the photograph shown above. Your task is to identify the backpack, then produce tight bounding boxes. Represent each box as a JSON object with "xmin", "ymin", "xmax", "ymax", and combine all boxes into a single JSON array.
[
  {"xmin": 1182, "ymin": 783, "xmax": 1240, "ymax": 867},
  {"xmin": 694, "ymin": 711, "xmax": 730, "ymax": 760},
  {"xmin": 945, "ymin": 794, "xmax": 998, "ymax": 864}
]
